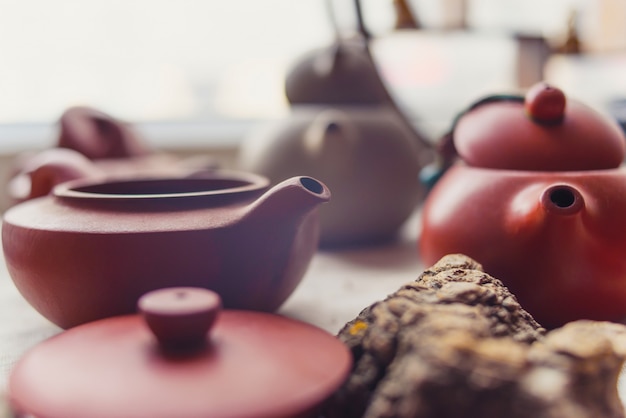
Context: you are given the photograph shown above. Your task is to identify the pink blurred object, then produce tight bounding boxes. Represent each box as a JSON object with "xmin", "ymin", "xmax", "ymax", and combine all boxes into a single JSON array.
[{"xmin": 7, "ymin": 106, "xmax": 217, "ymax": 204}]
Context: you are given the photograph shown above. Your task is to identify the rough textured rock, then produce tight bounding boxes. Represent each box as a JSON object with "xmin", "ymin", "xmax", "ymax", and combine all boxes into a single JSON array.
[{"xmin": 325, "ymin": 254, "xmax": 626, "ymax": 418}]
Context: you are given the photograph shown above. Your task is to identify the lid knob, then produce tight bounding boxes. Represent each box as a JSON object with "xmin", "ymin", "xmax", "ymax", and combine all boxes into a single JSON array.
[
  {"xmin": 138, "ymin": 287, "xmax": 221, "ymax": 350},
  {"xmin": 525, "ymin": 83, "xmax": 567, "ymax": 123}
]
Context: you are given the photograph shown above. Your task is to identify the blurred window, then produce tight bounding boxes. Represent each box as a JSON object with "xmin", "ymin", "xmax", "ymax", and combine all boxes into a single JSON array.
[
  {"xmin": 0, "ymin": 0, "xmax": 615, "ymax": 152},
  {"xmin": 0, "ymin": 0, "xmax": 333, "ymax": 151}
]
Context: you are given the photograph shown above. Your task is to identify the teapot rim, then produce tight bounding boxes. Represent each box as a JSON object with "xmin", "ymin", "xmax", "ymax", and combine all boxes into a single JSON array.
[{"xmin": 53, "ymin": 170, "xmax": 270, "ymax": 202}]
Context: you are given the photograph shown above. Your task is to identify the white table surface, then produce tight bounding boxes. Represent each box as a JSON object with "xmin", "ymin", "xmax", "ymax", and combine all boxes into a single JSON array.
[{"xmin": 0, "ymin": 209, "xmax": 425, "ymax": 416}]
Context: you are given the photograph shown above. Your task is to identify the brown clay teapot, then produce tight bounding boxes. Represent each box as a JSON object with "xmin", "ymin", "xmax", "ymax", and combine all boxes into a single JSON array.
[
  {"xmin": 58, "ymin": 105, "xmax": 151, "ymax": 159},
  {"xmin": 239, "ymin": 36, "xmax": 434, "ymax": 247},
  {"xmin": 420, "ymin": 82, "xmax": 626, "ymax": 328},
  {"xmin": 7, "ymin": 106, "xmax": 216, "ymax": 204},
  {"xmin": 1, "ymin": 171, "xmax": 330, "ymax": 329},
  {"xmin": 8, "ymin": 287, "xmax": 352, "ymax": 418}
]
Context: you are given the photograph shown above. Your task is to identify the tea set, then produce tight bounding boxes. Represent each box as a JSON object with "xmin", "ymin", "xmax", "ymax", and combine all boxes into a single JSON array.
[
  {"xmin": 4, "ymin": 21, "xmax": 626, "ymax": 418},
  {"xmin": 1, "ymin": 105, "xmax": 345, "ymax": 416}
]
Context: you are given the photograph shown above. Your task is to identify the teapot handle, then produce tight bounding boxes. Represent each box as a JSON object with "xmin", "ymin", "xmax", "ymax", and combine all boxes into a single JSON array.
[
  {"xmin": 326, "ymin": 0, "xmax": 419, "ymax": 40},
  {"xmin": 420, "ymin": 95, "xmax": 524, "ymax": 190},
  {"xmin": 10, "ymin": 148, "xmax": 104, "ymax": 200},
  {"xmin": 325, "ymin": 0, "xmax": 372, "ymax": 40},
  {"xmin": 324, "ymin": 0, "xmax": 433, "ymax": 158}
]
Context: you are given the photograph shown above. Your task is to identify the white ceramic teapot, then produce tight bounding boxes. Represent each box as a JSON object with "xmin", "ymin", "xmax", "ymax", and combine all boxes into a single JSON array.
[{"xmin": 239, "ymin": 34, "xmax": 434, "ymax": 247}]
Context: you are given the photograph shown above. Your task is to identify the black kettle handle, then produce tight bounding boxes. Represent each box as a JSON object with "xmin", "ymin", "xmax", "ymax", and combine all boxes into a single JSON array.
[{"xmin": 420, "ymin": 94, "xmax": 524, "ymax": 189}]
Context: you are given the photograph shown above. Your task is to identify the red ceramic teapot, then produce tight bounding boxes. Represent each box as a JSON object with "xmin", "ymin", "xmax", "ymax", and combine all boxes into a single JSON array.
[
  {"xmin": 420, "ymin": 82, "xmax": 626, "ymax": 328},
  {"xmin": 8, "ymin": 287, "xmax": 351, "ymax": 418},
  {"xmin": 1, "ymin": 171, "xmax": 330, "ymax": 329}
]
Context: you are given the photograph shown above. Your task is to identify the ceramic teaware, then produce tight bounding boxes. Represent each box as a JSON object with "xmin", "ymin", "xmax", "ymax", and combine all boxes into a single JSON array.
[
  {"xmin": 8, "ymin": 287, "xmax": 351, "ymax": 418},
  {"xmin": 2, "ymin": 171, "xmax": 330, "ymax": 328},
  {"xmin": 57, "ymin": 105, "xmax": 151, "ymax": 159},
  {"xmin": 7, "ymin": 106, "xmax": 216, "ymax": 204},
  {"xmin": 420, "ymin": 82, "xmax": 626, "ymax": 328},
  {"xmin": 239, "ymin": 35, "xmax": 434, "ymax": 247}
]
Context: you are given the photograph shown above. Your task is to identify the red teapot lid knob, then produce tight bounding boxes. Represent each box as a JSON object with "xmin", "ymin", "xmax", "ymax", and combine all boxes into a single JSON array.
[
  {"xmin": 138, "ymin": 287, "xmax": 221, "ymax": 350},
  {"xmin": 524, "ymin": 83, "xmax": 566, "ymax": 123}
]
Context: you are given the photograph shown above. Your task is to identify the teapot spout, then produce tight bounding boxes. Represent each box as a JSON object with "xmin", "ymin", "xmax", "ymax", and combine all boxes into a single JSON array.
[
  {"xmin": 507, "ymin": 182, "xmax": 586, "ymax": 242},
  {"xmin": 540, "ymin": 184, "xmax": 585, "ymax": 216},
  {"xmin": 245, "ymin": 176, "xmax": 331, "ymax": 222}
]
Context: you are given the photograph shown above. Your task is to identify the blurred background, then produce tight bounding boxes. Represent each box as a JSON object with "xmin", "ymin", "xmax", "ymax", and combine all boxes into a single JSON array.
[{"xmin": 1, "ymin": 0, "xmax": 626, "ymax": 152}]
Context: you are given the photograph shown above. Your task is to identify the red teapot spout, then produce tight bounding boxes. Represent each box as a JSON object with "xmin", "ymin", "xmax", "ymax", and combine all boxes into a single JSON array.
[
  {"xmin": 506, "ymin": 182, "xmax": 587, "ymax": 246},
  {"xmin": 540, "ymin": 184, "xmax": 584, "ymax": 216},
  {"xmin": 214, "ymin": 176, "xmax": 331, "ymax": 312}
]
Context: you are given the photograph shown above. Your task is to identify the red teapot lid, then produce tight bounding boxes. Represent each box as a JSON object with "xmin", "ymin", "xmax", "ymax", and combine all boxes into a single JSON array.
[
  {"xmin": 452, "ymin": 82, "xmax": 626, "ymax": 171},
  {"xmin": 8, "ymin": 288, "xmax": 351, "ymax": 418}
]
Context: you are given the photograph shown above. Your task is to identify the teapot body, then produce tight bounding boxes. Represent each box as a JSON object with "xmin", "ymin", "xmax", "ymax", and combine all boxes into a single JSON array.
[
  {"xmin": 420, "ymin": 165, "xmax": 626, "ymax": 327},
  {"xmin": 2, "ymin": 174, "xmax": 330, "ymax": 328},
  {"xmin": 239, "ymin": 105, "xmax": 433, "ymax": 247}
]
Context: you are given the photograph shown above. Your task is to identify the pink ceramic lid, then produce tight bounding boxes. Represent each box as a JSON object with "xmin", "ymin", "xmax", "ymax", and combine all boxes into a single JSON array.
[
  {"xmin": 452, "ymin": 82, "xmax": 626, "ymax": 171},
  {"xmin": 9, "ymin": 288, "xmax": 351, "ymax": 418}
]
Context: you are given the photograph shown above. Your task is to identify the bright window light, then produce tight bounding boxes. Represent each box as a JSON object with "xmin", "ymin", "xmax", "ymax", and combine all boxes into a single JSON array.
[{"xmin": 0, "ymin": 0, "xmax": 334, "ymax": 125}]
